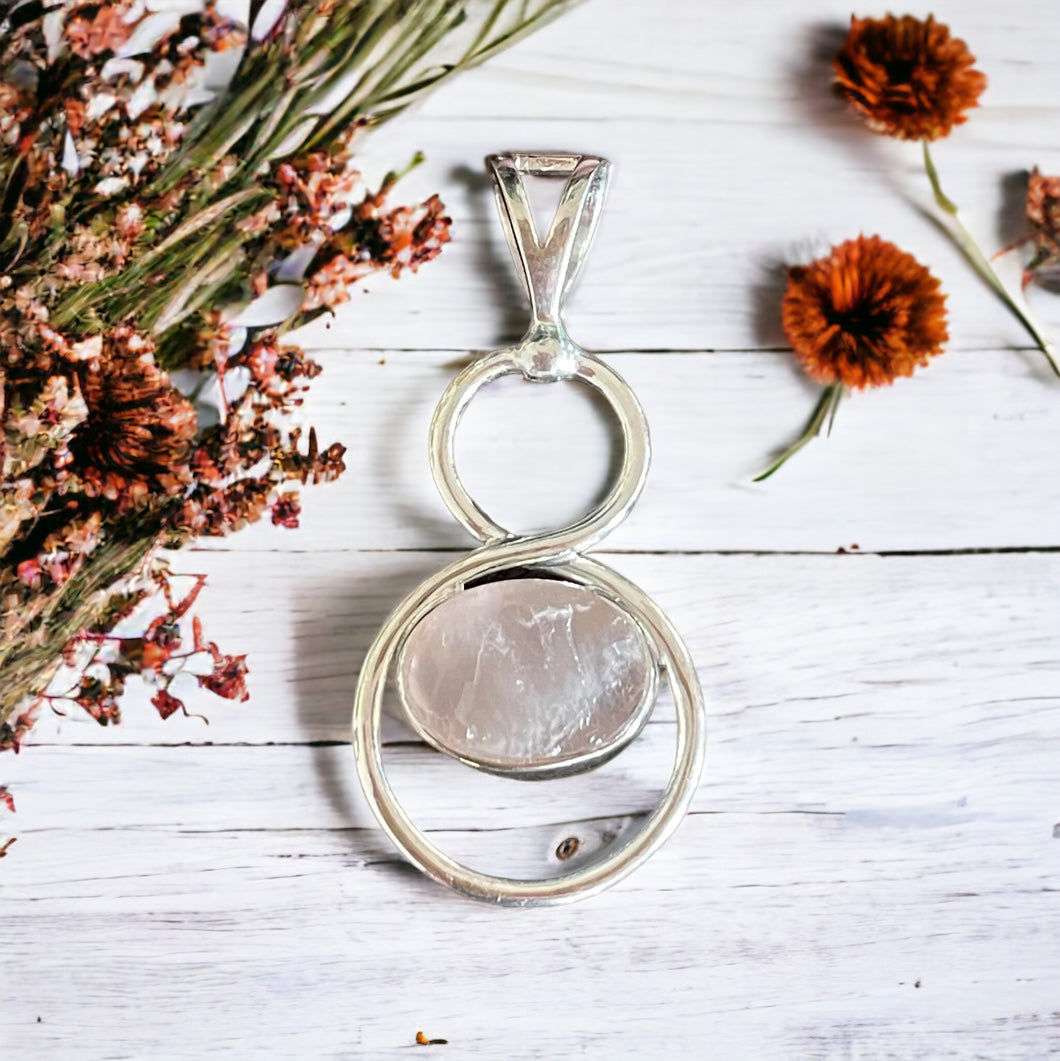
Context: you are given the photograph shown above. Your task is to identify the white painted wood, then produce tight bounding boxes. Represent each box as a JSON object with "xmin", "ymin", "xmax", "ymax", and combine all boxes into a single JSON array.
[
  {"xmin": 188, "ymin": 348, "xmax": 1060, "ymax": 554},
  {"xmin": 19, "ymin": 550, "xmax": 1060, "ymax": 748},
  {"xmin": 304, "ymin": 112, "xmax": 1060, "ymax": 355},
  {"xmin": 7, "ymin": 549, "xmax": 1060, "ymax": 1057},
  {"xmin": 4, "ymin": 1, "xmax": 1060, "ymax": 1058},
  {"xmin": 5, "ymin": 815, "xmax": 1056, "ymax": 1060}
]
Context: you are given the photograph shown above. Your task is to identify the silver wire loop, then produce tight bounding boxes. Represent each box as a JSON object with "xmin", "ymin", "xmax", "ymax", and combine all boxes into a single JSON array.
[
  {"xmin": 352, "ymin": 152, "xmax": 707, "ymax": 906},
  {"xmin": 428, "ymin": 347, "xmax": 650, "ymax": 552},
  {"xmin": 431, "ymin": 153, "xmax": 645, "ymax": 550}
]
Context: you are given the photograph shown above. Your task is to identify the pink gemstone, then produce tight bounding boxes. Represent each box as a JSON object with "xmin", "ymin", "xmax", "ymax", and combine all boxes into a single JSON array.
[{"xmin": 397, "ymin": 578, "xmax": 655, "ymax": 778}]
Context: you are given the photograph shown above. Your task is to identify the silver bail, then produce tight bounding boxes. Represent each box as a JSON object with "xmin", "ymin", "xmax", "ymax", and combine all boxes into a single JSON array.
[{"xmin": 486, "ymin": 152, "xmax": 611, "ymax": 379}]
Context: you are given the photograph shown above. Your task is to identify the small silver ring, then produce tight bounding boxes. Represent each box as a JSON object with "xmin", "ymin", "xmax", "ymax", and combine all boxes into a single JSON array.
[{"xmin": 428, "ymin": 348, "xmax": 651, "ymax": 555}]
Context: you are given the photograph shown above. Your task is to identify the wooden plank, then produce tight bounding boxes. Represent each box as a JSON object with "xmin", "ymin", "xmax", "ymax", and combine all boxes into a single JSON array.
[
  {"xmin": 187, "ymin": 349, "xmax": 1060, "ymax": 554},
  {"xmin": 18, "ymin": 550, "xmax": 1060, "ymax": 748},
  {"xmin": 2, "ymin": 816, "xmax": 1057, "ymax": 1058},
  {"xmin": 412, "ymin": 0, "xmax": 1060, "ymax": 123},
  {"xmin": 306, "ymin": 115, "xmax": 1060, "ymax": 355},
  {"xmin": 12, "ymin": 549, "xmax": 1054, "ymax": 1054},
  {"xmin": 8, "ymin": 701, "xmax": 1060, "ymax": 827}
]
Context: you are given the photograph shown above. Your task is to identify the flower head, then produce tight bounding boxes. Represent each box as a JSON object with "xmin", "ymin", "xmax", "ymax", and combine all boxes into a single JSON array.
[
  {"xmin": 782, "ymin": 235, "xmax": 948, "ymax": 389},
  {"xmin": 66, "ymin": 3, "xmax": 135, "ymax": 60},
  {"xmin": 835, "ymin": 14, "xmax": 987, "ymax": 141},
  {"xmin": 151, "ymin": 688, "xmax": 185, "ymax": 721},
  {"xmin": 0, "ymin": 703, "xmax": 39, "ymax": 753},
  {"xmin": 198, "ymin": 654, "xmax": 249, "ymax": 702},
  {"xmin": 75, "ymin": 328, "xmax": 197, "ymax": 506},
  {"xmin": 270, "ymin": 492, "xmax": 301, "ymax": 529}
]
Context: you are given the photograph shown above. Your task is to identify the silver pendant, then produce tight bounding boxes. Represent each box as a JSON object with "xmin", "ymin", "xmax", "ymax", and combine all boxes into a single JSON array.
[{"xmin": 352, "ymin": 152, "xmax": 706, "ymax": 906}]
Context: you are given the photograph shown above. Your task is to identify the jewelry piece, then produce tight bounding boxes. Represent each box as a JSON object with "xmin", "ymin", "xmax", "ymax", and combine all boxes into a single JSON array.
[{"xmin": 352, "ymin": 152, "xmax": 706, "ymax": 906}]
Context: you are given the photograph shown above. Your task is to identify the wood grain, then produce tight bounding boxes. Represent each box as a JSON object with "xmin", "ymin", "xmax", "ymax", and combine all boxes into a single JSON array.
[
  {"xmin": 188, "ymin": 348, "xmax": 1060, "ymax": 555},
  {"xmin": 19, "ymin": 549, "xmax": 1060, "ymax": 749},
  {"xmin": 4, "ymin": 0, "xmax": 1060, "ymax": 1057},
  {"xmin": 4, "ymin": 814, "xmax": 1058, "ymax": 1060},
  {"xmin": 7, "ymin": 550, "xmax": 1059, "ymax": 1057},
  {"xmin": 309, "ymin": 0, "xmax": 1060, "ymax": 356}
]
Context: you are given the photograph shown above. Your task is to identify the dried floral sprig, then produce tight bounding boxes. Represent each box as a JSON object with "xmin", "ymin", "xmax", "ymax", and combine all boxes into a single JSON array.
[
  {"xmin": 756, "ymin": 235, "xmax": 948, "ymax": 480},
  {"xmin": 835, "ymin": 13, "xmax": 1060, "ymax": 377},
  {"xmin": 1019, "ymin": 168, "xmax": 1060, "ymax": 290},
  {"xmin": 0, "ymin": 0, "xmax": 579, "ymax": 747},
  {"xmin": 921, "ymin": 141, "xmax": 1060, "ymax": 377},
  {"xmin": 5, "ymin": 564, "xmax": 249, "ymax": 749},
  {"xmin": 0, "ymin": 783, "xmax": 13, "ymax": 857}
]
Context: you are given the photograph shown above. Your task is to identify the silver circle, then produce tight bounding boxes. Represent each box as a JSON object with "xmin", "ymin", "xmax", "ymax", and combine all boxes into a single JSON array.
[
  {"xmin": 352, "ymin": 549, "xmax": 705, "ymax": 907},
  {"xmin": 428, "ymin": 348, "xmax": 651, "ymax": 553}
]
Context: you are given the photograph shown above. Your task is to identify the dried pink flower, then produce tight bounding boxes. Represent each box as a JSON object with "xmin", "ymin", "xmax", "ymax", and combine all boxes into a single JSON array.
[
  {"xmin": 66, "ymin": 3, "xmax": 134, "ymax": 60},
  {"xmin": 76, "ymin": 330, "xmax": 197, "ymax": 506},
  {"xmin": 199, "ymin": 655, "xmax": 250, "ymax": 702},
  {"xmin": 151, "ymin": 688, "xmax": 185, "ymax": 721},
  {"xmin": 270, "ymin": 493, "xmax": 301, "ymax": 528}
]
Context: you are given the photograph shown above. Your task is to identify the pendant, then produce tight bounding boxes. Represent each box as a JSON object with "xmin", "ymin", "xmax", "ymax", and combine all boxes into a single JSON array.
[{"xmin": 352, "ymin": 152, "xmax": 706, "ymax": 906}]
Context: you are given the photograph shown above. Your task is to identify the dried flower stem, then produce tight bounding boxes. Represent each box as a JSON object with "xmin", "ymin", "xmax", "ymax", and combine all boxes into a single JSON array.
[
  {"xmin": 922, "ymin": 140, "xmax": 1060, "ymax": 377},
  {"xmin": 753, "ymin": 383, "xmax": 843, "ymax": 482},
  {"xmin": 302, "ymin": 0, "xmax": 575, "ymax": 149},
  {"xmin": 0, "ymin": 535, "xmax": 156, "ymax": 716}
]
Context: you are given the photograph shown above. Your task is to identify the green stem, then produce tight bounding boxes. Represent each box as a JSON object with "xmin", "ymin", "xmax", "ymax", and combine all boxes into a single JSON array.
[
  {"xmin": 753, "ymin": 383, "xmax": 843, "ymax": 482},
  {"xmin": 922, "ymin": 140, "xmax": 1060, "ymax": 378},
  {"xmin": 0, "ymin": 533, "xmax": 157, "ymax": 726},
  {"xmin": 302, "ymin": 0, "xmax": 579, "ymax": 148}
]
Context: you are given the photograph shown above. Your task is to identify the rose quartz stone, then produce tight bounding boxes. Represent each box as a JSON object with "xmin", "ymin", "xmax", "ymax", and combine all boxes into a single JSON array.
[{"xmin": 397, "ymin": 578, "xmax": 654, "ymax": 776}]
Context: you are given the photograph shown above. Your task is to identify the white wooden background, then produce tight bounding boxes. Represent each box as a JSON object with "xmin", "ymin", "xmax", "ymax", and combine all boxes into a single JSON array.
[{"xmin": 4, "ymin": 2, "xmax": 1060, "ymax": 1057}]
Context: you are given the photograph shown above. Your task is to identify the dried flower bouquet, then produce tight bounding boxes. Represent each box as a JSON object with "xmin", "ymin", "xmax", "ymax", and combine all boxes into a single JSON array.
[{"xmin": 0, "ymin": 0, "xmax": 574, "ymax": 749}]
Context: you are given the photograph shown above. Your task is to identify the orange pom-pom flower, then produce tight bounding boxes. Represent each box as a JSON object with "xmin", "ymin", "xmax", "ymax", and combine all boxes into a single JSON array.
[
  {"xmin": 782, "ymin": 234, "xmax": 948, "ymax": 389},
  {"xmin": 835, "ymin": 14, "xmax": 987, "ymax": 141},
  {"xmin": 756, "ymin": 235, "xmax": 949, "ymax": 480}
]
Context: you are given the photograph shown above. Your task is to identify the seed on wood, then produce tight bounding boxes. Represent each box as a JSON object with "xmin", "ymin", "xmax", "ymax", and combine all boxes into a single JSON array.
[{"xmin": 416, "ymin": 1030, "xmax": 448, "ymax": 1046}]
